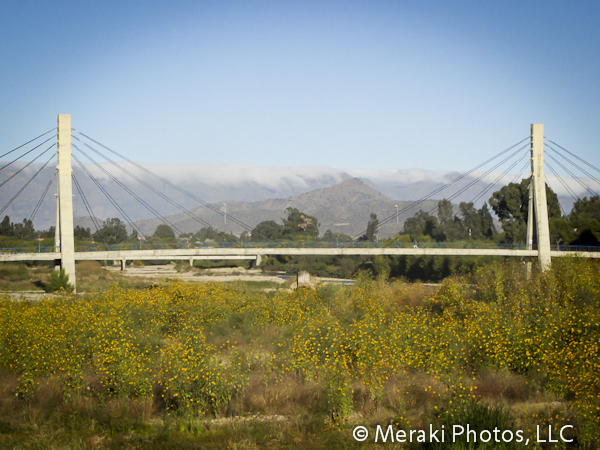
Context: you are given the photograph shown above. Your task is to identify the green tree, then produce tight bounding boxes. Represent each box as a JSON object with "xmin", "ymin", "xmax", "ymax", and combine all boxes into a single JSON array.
[
  {"xmin": 12, "ymin": 219, "xmax": 35, "ymax": 240},
  {"xmin": 93, "ymin": 218, "xmax": 129, "ymax": 245},
  {"xmin": 552, "ymin": 196, "xmax": 600, "ymax": 245},
  {"xmin": 250, "ymin": 220, "xmax": 284, "ymax": 241},
  {"xmin": 38, "ymin": 226, "xmax": 55, "ymax": 239},
  {"xmin": 153, "ymin": 224, "xmax": 176, "ymax": 239},
  {"xmin": 282, "ymin": 207, "xmax": 319, "ymax": 240},
  {"xmin": 489, "ymin": 179, "xmax": 560, "ymax": 243},
  {"xmin": 435, "ymin": 199, "xmax": 497, "ymax": 242},
  {"xmin": 489, "ymin": 180, "xmax": 529, "ymax": 243},
  {"xmin": 74, "ymin": 225, "xmax": 92, "ymax": 240},
  {"xmin": 321, "ymin": 230, "xmax": 353, "ymax": 242},
  {"xmin": 458, "ymin": 202, "xmax": 479, "ymax": 239},
  {"xmin": 437, "ymin": 199, "xmax": 467, "ymax": 241},
  {"xmin": 456, "ymin": 202, "xmax": 496, "ymax": 241},
  {"xmin": 0, "ymin": 215, "xmax": 12, "ymax": 236},
  {"xmin": 0, "ymin": 216, "xmax": 37, "ymax": 240},
  {"xmin": 437, "ymin": 199, "xmax": 454, "ymax": 235},
  {"xmin": 569, "ymin": 195, "xmax": 600, "ymax": 243},
  {"xmin": 359, "ymin": 213, "xmax": 379, "ymax": 242},
  {"xmin": 193, "ymin": 226, "xmax": 233, "ymax": 243},
  {"xmin": 403, "ymin": 210, "xmax": 439, "ymax": 241},
  {"xmin": 366, "ymin": 213, "xmax": 379, "ymax": 242},
  {"xmin": 478, "ymin": 202, "xmax": 496, "ymax": 239}
]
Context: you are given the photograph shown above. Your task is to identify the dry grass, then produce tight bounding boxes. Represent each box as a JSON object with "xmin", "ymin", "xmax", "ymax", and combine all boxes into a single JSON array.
[
  {"xmin": 240, "ymin": 373, "xmax": 326, "ymax": 417},
  {"xmin": 475, "ymin": 368, "xmax": 536, "ymax": 402},
  {"xmin": 0, "ymin": 263, "xmax": 50, "ymax": 291},
  {"xmin": 384, "ymin": 280, "xmax": 440, "ymax": 309}
]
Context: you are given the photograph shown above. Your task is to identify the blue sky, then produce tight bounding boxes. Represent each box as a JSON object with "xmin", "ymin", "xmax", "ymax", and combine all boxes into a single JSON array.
[{"xmin": 1, "ymin": 0, "xmax": 599, "ymax": 171}]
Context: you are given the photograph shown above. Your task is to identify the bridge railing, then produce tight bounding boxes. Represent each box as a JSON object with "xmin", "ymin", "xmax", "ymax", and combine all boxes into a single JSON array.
[
  {"xmin": 239, "ymin": 241, "xmax": 537, "ymax": 250},
  {"xmin": 0, "ymin": 245, "xmax": 58, "ymax": 254},
  {"xmin": 552, "ymin": 244, "xmax": 600, "ymax": 253},
  {"xmin": 2, "ymin": 241, "xmax": 599, "ymax": 254}
]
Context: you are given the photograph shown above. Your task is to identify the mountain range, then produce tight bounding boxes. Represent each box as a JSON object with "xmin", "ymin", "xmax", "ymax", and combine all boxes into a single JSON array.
[
  {"xmin": 0, "ymin": 161, "xmax": 582, "ymax": 236},
  {"xmin": 131, "ymin": 178, "xmax": 439, "ymax": 239}
]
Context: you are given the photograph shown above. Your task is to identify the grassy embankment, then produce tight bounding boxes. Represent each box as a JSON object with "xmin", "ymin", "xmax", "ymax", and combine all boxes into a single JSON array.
[
  {"xmin": 0, "ymin": 258, "xmax": 598, "ymax": 449},
  {"xmin": 0, "ymin": 261, "xmax": 140, "ymax": 292},
  {"xmin": 0, "ymin": 260, "xmax": 284, "ymax": 293}
]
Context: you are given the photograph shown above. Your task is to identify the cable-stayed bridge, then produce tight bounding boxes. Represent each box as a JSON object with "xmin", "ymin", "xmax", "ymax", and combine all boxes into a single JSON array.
[{"xmin": 1, "ymin": 115, "xmax": 599, "ymax": 290}]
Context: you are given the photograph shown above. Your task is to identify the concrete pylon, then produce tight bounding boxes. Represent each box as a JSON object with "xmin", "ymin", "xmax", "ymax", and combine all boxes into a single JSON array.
[
  {"xmin": 528, "ymin": 124, "xmax": 551, "ymax": 271},
  {"xmin": 56, "ymin": 114, "xmax": 76, "ymax": 290},
  {"xmin": 525, "ymin": 181, "xmax": 534, "ymax": 277}
]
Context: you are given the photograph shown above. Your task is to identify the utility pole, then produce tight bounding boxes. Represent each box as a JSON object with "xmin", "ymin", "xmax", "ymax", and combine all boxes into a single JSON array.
[{"xmin": 56, "ymin": 114, "xmax": 76, "ymax": 290}]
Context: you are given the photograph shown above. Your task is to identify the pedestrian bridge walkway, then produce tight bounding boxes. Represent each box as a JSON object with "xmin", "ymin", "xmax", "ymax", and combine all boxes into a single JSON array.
[{"xmin": 1, "ymin": 240, "xmax": 599, "ymax": 263}]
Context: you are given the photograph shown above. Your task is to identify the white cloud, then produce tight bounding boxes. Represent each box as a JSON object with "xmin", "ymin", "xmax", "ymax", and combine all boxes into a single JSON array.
[{"xmin": 77, "ymin": 162, "xmax": 599, "ymax": 200}]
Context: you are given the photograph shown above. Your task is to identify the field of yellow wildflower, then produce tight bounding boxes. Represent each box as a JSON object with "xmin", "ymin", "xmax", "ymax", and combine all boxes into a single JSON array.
[{"xmin": 0, "ymin": 257, "xmax": 598, "ymax": 449}]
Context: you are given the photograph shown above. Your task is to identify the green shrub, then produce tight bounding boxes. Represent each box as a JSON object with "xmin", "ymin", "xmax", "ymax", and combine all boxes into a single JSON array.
[
  {"xmin": 44, "ymin": 268, "xmax": 74, "ymax": 292},
  {"xmin": 425, "ymin": 398, "xmax": 518, "ymax": 449}
]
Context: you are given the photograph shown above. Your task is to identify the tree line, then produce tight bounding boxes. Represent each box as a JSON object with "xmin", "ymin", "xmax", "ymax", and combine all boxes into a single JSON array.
[{"xmin": 1, "ymin": 181, "xmax": 598, "ymax": 270}]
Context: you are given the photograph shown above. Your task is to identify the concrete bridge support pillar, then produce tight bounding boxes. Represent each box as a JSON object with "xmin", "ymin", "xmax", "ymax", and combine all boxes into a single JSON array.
[
  {"xmin": 56, "ymin": 114, "xmax": 76, "ymax": 290},
  {"xmin": 121, "ymin": 259, "xmax": 127, "ymax": 271},
  {"xmin": 189, "ymin": 258, "xmax": 194, "ymax": 267},
  {"xmin": 529, "ymin": 124, "xmax": 552, "ymax": 272},
  {"xmin": 526, "ymin": 182, "xmax": 534, "ymax": 277},
  {"xmin": 255, "ymin": 255, "xmax": 262, "ymax": 267}
]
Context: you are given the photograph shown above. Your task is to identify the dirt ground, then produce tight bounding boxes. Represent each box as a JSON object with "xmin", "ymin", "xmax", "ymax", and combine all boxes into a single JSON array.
[
  {"xmin": 104, "ymin": 264, "xmax": 288, "ymax": 283},
  {"xmin": 104, "ymin": 263, "xmax": 354, "ymax": 286}
]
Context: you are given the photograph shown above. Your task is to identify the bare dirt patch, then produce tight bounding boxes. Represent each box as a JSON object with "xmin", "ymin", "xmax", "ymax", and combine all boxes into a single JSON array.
[
  {"xmin": 104, "ymin": 263, "xmax": 354, "ymax": 286},
  {"xmin": 104, "ymin": 263, "xmax": 290, "ymax": 284}
]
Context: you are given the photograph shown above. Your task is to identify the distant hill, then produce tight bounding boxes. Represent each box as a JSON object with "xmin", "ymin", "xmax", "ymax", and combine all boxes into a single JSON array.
[
  {"xmin": 0, "ymin": 160, "xmax": 580, "ymax": 233},
  {"xmin": 131, "ymin": 178, "xmax": 439, "ymax": 239}
]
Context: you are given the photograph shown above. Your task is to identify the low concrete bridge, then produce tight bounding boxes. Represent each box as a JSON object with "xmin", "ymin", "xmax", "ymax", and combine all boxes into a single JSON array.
[{"xmin": 2, "ymin": 242, "xmax": 598, "ymax": 269}]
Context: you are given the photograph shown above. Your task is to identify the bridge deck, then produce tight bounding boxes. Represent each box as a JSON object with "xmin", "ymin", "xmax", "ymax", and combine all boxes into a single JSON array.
[{"xmin": 1, "ymin": 243, "xmax": 599, "ymax": 261}]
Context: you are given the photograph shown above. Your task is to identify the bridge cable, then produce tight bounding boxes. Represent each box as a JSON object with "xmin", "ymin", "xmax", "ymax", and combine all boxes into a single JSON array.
[
  {"xmin": 0, "ymin": 152, "xmax": 56, "ymax": 216},
  {"xmin": 73, "ymin": 129, "xmax": 252, "ymax": 230},
  {"xmin": 545, "ymin": 161, "xmax": 580, "ymax": 201},
  {"xmin": 388, "ymin": 140, "xmax": 529, "ymax": 221},
  {"xmin": 73, "ymin": 145, "xmax": 185, "ymax": 237},
  {"xmin": 0, "ymin": 135, "xmax": 55, "ymax": 173},
  {"xmin": 72, "ymin": 130, "xmax": 273, "ymax": 241},
  {"xmin": 544, "ymin": 152, "xmax": 598, "ymax": 198},
  {"xmin": 71, "ymin": 153, "xmax": 148, "ymax": 240},
  {"xmin": 543, "ymin": 167, "xmax": 569, "ymax": 217},
  {"xmin": 352, "ymin": 137, "xmax": 530, "ymax": 238},
  {"xmin": 30, "ymin": 173, "xmax": 57, "ymax": 223},
  {"xmin": 544, "ymin": 144, "xmax": 600, "ymax": 189},
  {"xmin": 72, "ymin": 173, "xmax": 102, "ymax": 234},
  {"xmin": 468, "ymin": 150, "xmax": 530, "ymax": 207},
  {"xmin": 72, "ymin": 130, "xmax": 266, "ymax": 233},
  {"xmin": 71, "ymin": 136, "xmax": 222, "ymax": 234},
  {"xmin": 428, "ymin": 144, "xmax": 529, "ymax": 213},
  {"xmin": 0, "ymin": 128, "xmax": 55, "ymax": 161},
  {"xmin": 428, "ymin": 147, "xmax": 528, "ymax": 216},
  {"xmin": 508, "ymin": 161, "xmax": 531, "ymax": 186},
  {"xmin": 0, "ymin": 143, "xmax": 55, "ymax": 190},
  {"xmin": 544, "ymin": 178, "xmax": 568, "ymax": 217},
  {"xmin": 544, "ymin": 138, "xmax": 600, "ymax": 176},
  {"xmin": 545, "ymin": 161, "xmax": 579, "ymax": 206}
]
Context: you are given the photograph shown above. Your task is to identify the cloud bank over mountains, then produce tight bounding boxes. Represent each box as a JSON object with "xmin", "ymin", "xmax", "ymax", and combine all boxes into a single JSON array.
[
  {"xmin": 135, "ymin": 163, "xmax": 463, "ymax": 192},
  {"xmin": 0, "ymin": 161, "xmax": 592, "ymax": 232}
]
